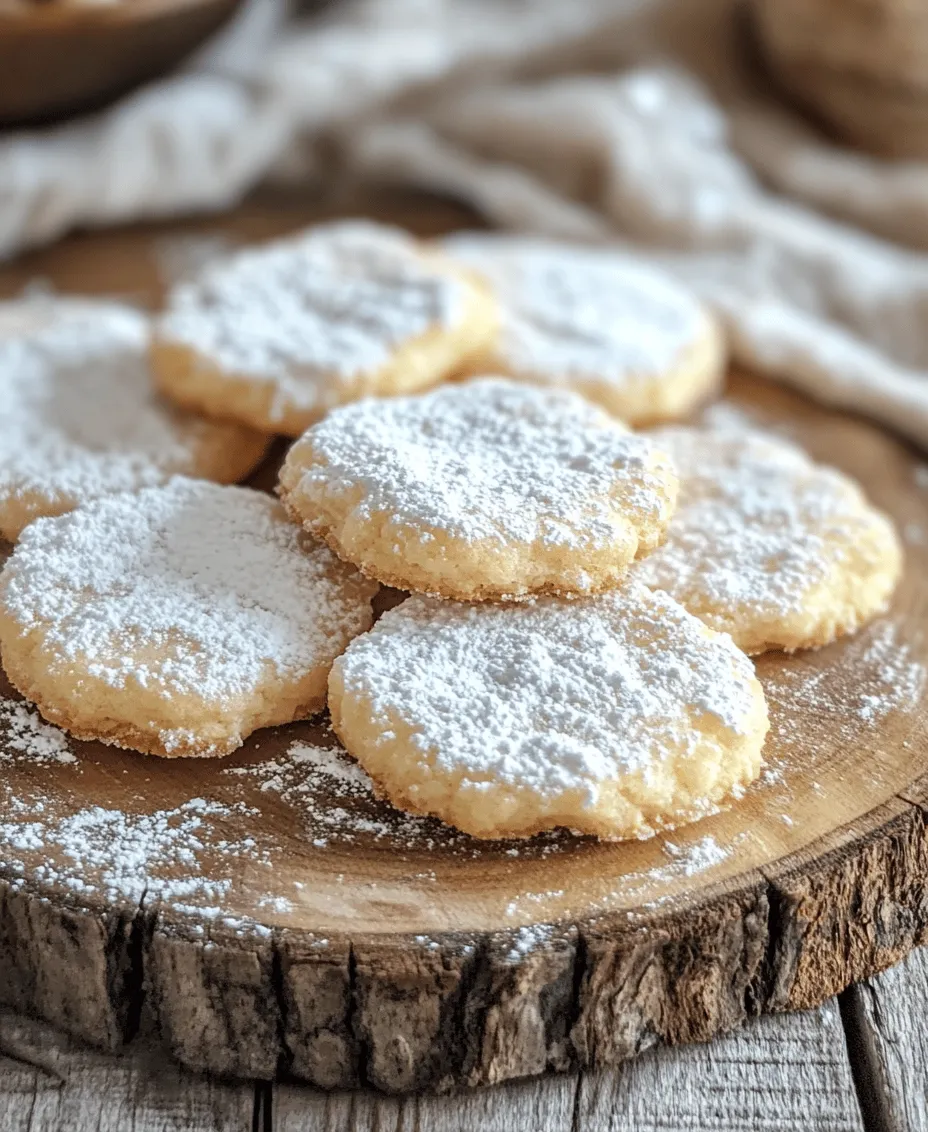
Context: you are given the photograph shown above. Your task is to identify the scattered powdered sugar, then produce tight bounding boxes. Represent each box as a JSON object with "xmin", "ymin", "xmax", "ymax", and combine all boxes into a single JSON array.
[
  {"xmin": 504, "ymin": 922, "xmax": 556, "ymax": 960},
  {"xmin": 634, "ymin": 426, "xmax": 900, "ymax": 651},
  {"xmin": 0, "ymin": 794, "xmax": 267, "ymax": 920},
  {"xmin": 763, "ymin": 620, "xmax": 925, "ymax": 747},
  {"xmin": 662, "ymin": 834, "xmax": 729, "ymax": 876},
  {"xmin": 504, "ymin": 891, "xmax": 566, "ymax": 919},
  {"xmin": 157, "ymin": 220, "xmax": 469, "ymax": 421},
  {"xmin": 444, "ymin": 232, "xmax": 707, "ymax": 385},
  {"xmin": 288, "ymin": 739, "xmax": 373, "ymax": 788},
  {"xmin": 0, "ymin": 478, "xmax": 376, "ymax": 709},
  {"xmin": 856, "ymin": 622, "xmax": 927, "ymax": 718},
  {"xmin": 227, "ymin": 739, "xmax": 375, "ymax": 799},
  {"xmin": 226, "ymin": 737, "xmax": 579, "ymax": 854},
  {"xmin": 0, "ymin": 698, "xmax": 76, "ymax": 764},
  {"xmin": 333, "ymin": 584, "xmax": 764, "ymax": 808},
  {"xmin": 226, "ymin": 736, "xmax": 443, "ymax": 847},
  {"xmin": 284, "ymin": 378, "xmax": 676, "ymax": 558},
  {"xmin": 0, "ymin": 297, "xmax": 248, "ymax": 531}
]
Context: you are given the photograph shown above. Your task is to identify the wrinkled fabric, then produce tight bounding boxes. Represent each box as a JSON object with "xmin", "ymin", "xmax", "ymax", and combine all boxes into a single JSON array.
[{"xmin": 5, "ymin": 0, "xmax": 928, "ymax": 449}]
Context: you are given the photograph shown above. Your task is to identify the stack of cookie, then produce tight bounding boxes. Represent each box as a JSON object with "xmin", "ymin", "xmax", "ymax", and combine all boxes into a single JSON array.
[
  {"xmin": 0, "ymin": 219, "xmax": 904, "ymax": 844},
  {"xmin": 752, "ymin": 0, "xmax": 928, "ymax": 158}
]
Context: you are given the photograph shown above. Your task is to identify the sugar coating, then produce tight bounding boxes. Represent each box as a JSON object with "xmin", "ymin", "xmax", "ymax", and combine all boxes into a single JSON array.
[
  {"xmin": 279, "ymin": 378, "xmax": 679, "ymax": 601},
  {"xmin": 329, "ymin": 583, "xmax": 769, "ymax": 840},
  {"xmin": 0, "ymin": 297, "xmax": 269, "ymax": 542},
  {"xmin": 0, "ymin": 478, "xmax": 378, "ymax": 757},
  {"xmin": 633, "ymin": 427, "xmax": 903, "ymax": 654},
  {"xmin": 443, "ymin": 233, "xmax": 725, "ymax": 424},
  {"xmin": 153, "ymin": 220, "xmax": 497, "ymax": 436}
]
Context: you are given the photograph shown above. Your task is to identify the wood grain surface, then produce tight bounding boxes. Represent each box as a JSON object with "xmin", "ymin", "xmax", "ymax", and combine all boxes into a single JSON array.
[
  {"xmin": 0, "ymin": 998, "xmax": 878, "ymax": 1132},
  {"xmin": 843, "ymin": 947, "xmax": 928, "ymax": 1132},
  {"xmin": 0, "ymin": 1007, "xmax": 255, "ymax": 1132},
  {"xmin": 0, "ymin": 193, "xmax": 927, "ymax": 1094}
]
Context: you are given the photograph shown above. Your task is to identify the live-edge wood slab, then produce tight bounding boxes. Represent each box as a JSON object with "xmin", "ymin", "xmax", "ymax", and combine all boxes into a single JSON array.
[{"xmin": 1, "ymin": 194, "xmax": 928, "ymax": 1094}]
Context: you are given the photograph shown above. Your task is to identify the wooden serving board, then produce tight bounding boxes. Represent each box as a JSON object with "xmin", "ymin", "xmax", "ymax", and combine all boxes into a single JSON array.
[{"xmin": 1, "ymin": 194, "xmax": 928, "ymax": 1095}]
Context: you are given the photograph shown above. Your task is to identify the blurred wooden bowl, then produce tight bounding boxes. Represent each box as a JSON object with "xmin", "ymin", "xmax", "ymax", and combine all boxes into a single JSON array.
[
  {"xmin": 751, "ymin": 0, "xmax": 928, "ymax": 93},
  {"xmin": 749, "ymin": 0, "xmax": 928, "ymax": 159},
  {"xmin": 0, "ymin": 0, "xmax": 244, "ymax": 127}
]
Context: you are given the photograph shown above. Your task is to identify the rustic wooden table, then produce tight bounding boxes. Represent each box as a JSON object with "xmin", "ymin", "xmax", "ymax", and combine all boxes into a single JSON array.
[{"xmin": 1, "ymin": 946, "xmax": 925, "ymax": 1130}]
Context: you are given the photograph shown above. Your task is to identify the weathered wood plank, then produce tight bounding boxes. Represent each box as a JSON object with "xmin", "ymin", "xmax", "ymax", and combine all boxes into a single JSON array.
[
  {"xmin": 273, "ymin": 1073, "xmax": 577, "ymax": 1132},
  {"xmin": 0, "ymin": 1001, "xmax": 873, "ymax": 1132},
  {"xmin": 0, "ymin": 1008, "xmax": 255, "ymax": 1132},
  {"xmin": 844, "ymin": 945, "xmax": 928, "ymax": 1132},
  {"xmin": 576, "ymin": 1002, "xmax": 863, "ymax": 1132}
]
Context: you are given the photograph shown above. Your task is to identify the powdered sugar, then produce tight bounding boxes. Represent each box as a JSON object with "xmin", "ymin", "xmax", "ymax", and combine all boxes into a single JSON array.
[
  {"xmin": 334, "ymin": 583, "xmax": 764, "ymax": 806},
  {"xmin": 856, "ymin": 622, "xmax": 927, "ymax": 720},
  {"xmin": 503, "ymin": 922, "xmax": 556, "ymax": 960},
  {"xmin": 0, "ymin": 793, "xmax": 266, "ymax": 921},
  {"xmin": 228, "ymin": 739, "xmax": 374, "ymax": 799},
  {"xmin": 288, "ymin": 378, "xmax": 676, "ymax": 552},
  {"xmin": 157, "ymin": 220, "xmax": 469, "ymax": 421},
  {"xmin": 662, "ymin": 834, "xmax": 729, "ymax": 876},
  {"xmin": 287, "ymin": 739, "xmax": 373, "ymax": 788},
  {"xmin": 633, "ymin": 426, "xmax": 900, "ymax": 649},
  {"xmin": 226, "ymin": 736, "xmax": 440, "ymax": 847},
  {"xmin": 0, "ymin": 297, "xmax": 247, "ymax": 534},
  {"xmin": 0, "ymin": 478, "xmax": 376, "ymax": 705},
  {"xmin": 0, "ymin": 698, "xmax": 76, "ymax": 764},
  {"xmin": 763, "ymin": 619, "xmax": 926, "ymax": 746},
  {"xmin": 444, "ymin": 232, "xmax": 708, "ymax": 386}
]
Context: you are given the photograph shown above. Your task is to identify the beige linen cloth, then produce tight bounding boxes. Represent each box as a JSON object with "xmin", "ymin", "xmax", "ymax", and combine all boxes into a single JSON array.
[{"xmin": 6, "ymin": 0, "xmax": 928, "ymax": 451}]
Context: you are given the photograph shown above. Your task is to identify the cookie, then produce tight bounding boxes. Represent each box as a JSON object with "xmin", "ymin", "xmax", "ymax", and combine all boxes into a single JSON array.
[
  {"xmin": 0, "ymin": 298, "xmax": 270, "ymax": 543},
  {"xmin": 444, "ymin": 233, "xmax": 725, "ymax": 425},
  {"xmin": 0, "ymin": 478, "xmax": 378, "ymax": 757},
  {"xmin": 633, "ymin": 427, "xmax": 903, "ymax": 654},
  {"xmin": 329, "ymin": 584, "xmax": 768, "ymax": 840},
  {"xmin": 279, "ymin": 378, "xmax": 679, "ymax": 601},
  {"xmin": 151, "ymin": 220, "xmax": 499, "ymax": 437}
]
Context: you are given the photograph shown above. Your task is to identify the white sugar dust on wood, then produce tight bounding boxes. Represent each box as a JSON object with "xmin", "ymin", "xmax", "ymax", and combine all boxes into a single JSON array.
[
  {"xmin": 0, "ymin": 790, "xmax": 273, "ymax": 932},
  {"xmin": 0, "ymin": 698, "xmax": 76, "ymax": 764},
  {"xmin": 226, "ymin": 738, "xmax": 450, "ymax": 850},
  {"xmin": 763, "ymin": 620, "xmax": 925, "ymax": 749},
  {"xmin": 225, "ymin": 736, "xmax": 573, "ymax": 858}
]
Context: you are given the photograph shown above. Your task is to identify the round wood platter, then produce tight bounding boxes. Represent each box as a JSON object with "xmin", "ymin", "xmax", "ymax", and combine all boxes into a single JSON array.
[{"xmin": 2, "ymin": 194, "xmax": 928, "ymax": 1095}]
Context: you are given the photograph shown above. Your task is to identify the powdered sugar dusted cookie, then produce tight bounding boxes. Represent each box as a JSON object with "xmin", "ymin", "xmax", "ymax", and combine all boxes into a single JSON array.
[
  {"xmin": 329, "ymin": 583, "xmax": 768, "ymax": 840},
  {"xmin": 0, "ymin": 297, "xmax": 270, "ymax": 542},
  {"xmin": 279, "ymin": 378, "xmax": 679, "ymax": 601},
  {"xmin": 443, "ymin": 233, "xmax": 725, "ymax": 425},
  {"xmin": 633, "ymin": 427, "xmax": 903, "ymax": 654},
  {"xmin": 152, "ymin": 220, "xmax": 498, "ymax": 437},
  {"xmin": 0, "ymin": 478, "xmax": 378, "ymax": 757}
]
